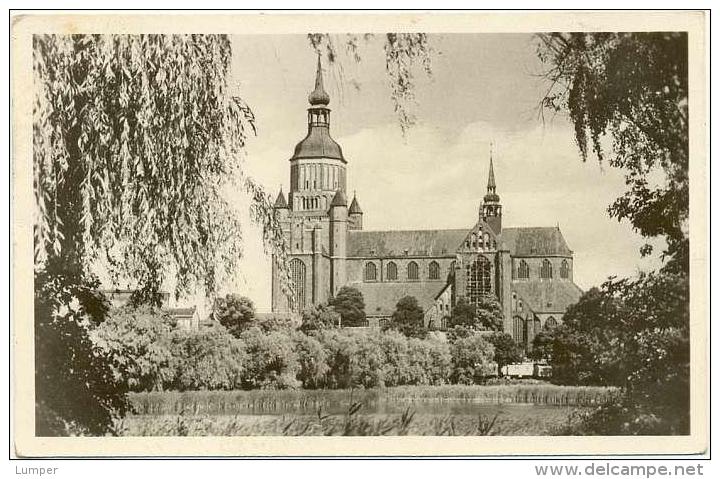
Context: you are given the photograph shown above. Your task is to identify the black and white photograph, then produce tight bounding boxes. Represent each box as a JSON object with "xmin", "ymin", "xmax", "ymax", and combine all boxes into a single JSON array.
[{"xmin": 10, "ymin": 11, "xmax": 709, "ymax": 457}]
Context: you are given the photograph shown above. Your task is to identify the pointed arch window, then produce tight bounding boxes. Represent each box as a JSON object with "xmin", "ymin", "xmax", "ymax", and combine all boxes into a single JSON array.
[
  {"xmin": 429, "ymin": 261, "xmax": 440, "ymax": 280},
  {"xmin": 545, "ymin": 316, "xmax": 558, "ymax": 329},
  {"xmin": 513, "ymin": 316, "xmax": 526, "ymax": 345},
  {"xmin": 364, "ymin": 262, "xmax": 377, "ymax": 281},
  {"xmin": 517, "ymin": 260, "xmax": 529, "ymax": 279},
  {"xmin": 386, "ymin": 261, "xmax": 398, "ymax": 281},
  {"xmin": 290, "ymin": 259, "xmax": 307, "ymax": 312},
  {"xmin": 466, "ymin": 256, "xmax": 492, "ymax": 310},
  {"xmin": 407, "ymin": 261, "xmax": 419, "ymax": 280},
  {"xmin": 560, "ymin": 259, "xmax": 570, "ymax": 279},
  {"xmin": 541, "ymin": 259, "xmax": 553, "ymax": 279}
]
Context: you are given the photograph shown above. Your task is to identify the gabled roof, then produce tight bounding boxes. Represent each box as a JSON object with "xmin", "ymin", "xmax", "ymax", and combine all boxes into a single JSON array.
[
  {"xmin": 499, "ymin": 227, "xmax": 572, "ymax": 256},
  {"xmin": 349, "ymin": 281, "xmax": 448, "ymax": 317},
  {"xmin": 513, "ymin": 280, "xmax": 583, "ymax": 314},
  {"xmin": 347, "ymin": 229, "xmax": 467, "ymax": 257}
]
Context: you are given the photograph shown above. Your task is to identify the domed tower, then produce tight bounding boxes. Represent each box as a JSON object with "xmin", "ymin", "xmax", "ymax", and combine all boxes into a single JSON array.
[
  {"xmin": 481, "ymin": 147, "xmax": 502, "ymax": 235},
  {"xmin": 289, "ymin": 55, "xmax": 347, "ymax": 214}
]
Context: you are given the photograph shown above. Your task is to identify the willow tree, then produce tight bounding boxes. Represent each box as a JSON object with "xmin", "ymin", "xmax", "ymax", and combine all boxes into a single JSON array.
[
  {"xmin": 536, "ymin": 33, "xmax": 689, "ymax": 271},
  {"xmin": 32, "ymin": 34, "xmax": 287, "ymax": 434}
]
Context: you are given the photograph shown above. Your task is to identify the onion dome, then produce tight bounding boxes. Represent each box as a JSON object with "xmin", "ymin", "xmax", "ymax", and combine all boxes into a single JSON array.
[
  {"xmin": 274, "ymin": 188, "xmax": 288, "ymax": 208},
  {"xmin": 308, "ymin": 54, "xmax": 330, "ymax": 106},
  {"xmin": 349, "ymin": 193, "xmax": 363, "ymax": 214},
  {"xmin": 330, "ymin": 189, "xmax": 347, "ymax": 207}
]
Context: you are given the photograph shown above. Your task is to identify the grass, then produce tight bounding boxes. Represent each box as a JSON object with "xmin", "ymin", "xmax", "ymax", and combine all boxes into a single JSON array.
[{"xmin": 129, "ymin": 384, "xmax": 618, "ymax": 416}]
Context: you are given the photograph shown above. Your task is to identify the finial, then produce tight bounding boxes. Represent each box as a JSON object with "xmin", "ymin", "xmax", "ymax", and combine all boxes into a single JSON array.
[{"xmin": 308, "ymin": 52, "xmax": 330, "ymax": 106}]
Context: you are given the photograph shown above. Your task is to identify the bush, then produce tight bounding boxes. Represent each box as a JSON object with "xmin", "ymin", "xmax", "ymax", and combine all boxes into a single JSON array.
[
  {"xmin": 237, "ymin": 327, "xmax": 300, "ymax": 389},
  {"xmin": 300, "ymin": 303, "xmax": 340, "ymax": 333},
  {"xmin": 169, "ymin": 324, "xmax": 245, "ymax": 391},
  {"xmin": 450, "ymin": 334, "xmax": 496, "ymax": 384},
  {"xmin": 293, "ymin": 333, "xmax": 329, "ymax": 388},
  {"xmin": 91, "ymin": 305, "xmax": 176, "ymax": 392}
]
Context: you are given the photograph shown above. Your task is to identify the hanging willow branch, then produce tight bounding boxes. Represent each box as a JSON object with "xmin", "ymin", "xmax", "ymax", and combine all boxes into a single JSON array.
[
  {"xmin": 308, "ymin": 33, "xmax": 433, "ymax": 135},
  {"xmin": 33, "ymin": 34, "xmax": 289, "ymax": 300}
]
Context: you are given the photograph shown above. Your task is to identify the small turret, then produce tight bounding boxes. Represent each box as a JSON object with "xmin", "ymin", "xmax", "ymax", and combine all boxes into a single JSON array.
[
  {"xmin": 273, "ymin": 187, "xmax": 289, "ymax": 223},
  {"xmin": 329, "ymin": 189, "xmax": 347, "ymax": 295},
  {"xmin": 348, "ymin": 191, "xmax": 363, "ymax": 230}
]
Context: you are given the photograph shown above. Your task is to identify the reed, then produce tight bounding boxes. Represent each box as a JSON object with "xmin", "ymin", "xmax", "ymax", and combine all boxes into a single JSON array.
[{"xmin": 129, "ymin": 384, "xmax": 618, "ymax": 416}]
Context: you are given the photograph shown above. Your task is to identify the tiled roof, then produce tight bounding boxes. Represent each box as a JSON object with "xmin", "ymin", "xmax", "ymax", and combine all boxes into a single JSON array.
[
  {"xmin": 499, "ymin": 227, "xmax": 572, "ymax": 256},
  {"xmin": 347, "ymin": 229, "xmax": 467, "ymax": 258},
  {"xmin": 292, "ymin": 126, "xmax": 345, "ymax": 161},
  {"xmin": 348, "ymin": 281, "xmax": 448, "ymax": 317},
  {"xmin": 512, "ymin": 280, "xmax": 583, "ymax": 314}
]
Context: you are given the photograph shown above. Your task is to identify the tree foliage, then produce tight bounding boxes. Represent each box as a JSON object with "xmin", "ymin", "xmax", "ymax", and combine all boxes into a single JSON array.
[
  {"xmin": 486, "ymin": 332, "xmax": 524, "ymax": 374},
  {"xmin": 450, "ymin": 334, "xmax": 496, "ymax": 385},
  {"xmin": 300, "ymin": 303, "xmax": 340, "ymax": 333},
  {"xmin": 34, "ymin": 271, "xmax": 129, "ymax": 435},
  {"xmin": 169, "ymin": 324, "xmax": 246, "ymax": 391},
  {"xmin": 537, "ymin": 33, "xmax": 688, "ymax": 268},
  {"xmin": 91, "ymin": 305, "xmax": 177, "ymax": 392},
  {"xmin": 329, "ymin": 286, "xmax": 366, "ymax": 327},
  {"xmin": 548, "ymin": 272, "xmax": 689, "ymax": 434},
  {"xmin": 33, "ymin": 34, "xmax": 289, "ymax": 299},
  {"xmin": 386, "ymin": 295, "xmax": 427, "ymax": 339},
  {"xmin": 213, "ymin": 294, "xmax": 256, "ymax": 337}
]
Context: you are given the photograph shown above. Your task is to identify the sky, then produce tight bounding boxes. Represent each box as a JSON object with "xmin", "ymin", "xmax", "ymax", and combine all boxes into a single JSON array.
[{"xmin": 227, "ymin": 33, "xmax": 665, "ymax": 311}]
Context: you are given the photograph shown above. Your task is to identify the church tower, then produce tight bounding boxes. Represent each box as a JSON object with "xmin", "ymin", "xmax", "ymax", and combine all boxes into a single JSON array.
[
  {"xmin": 481, "ymin": 148, "xmax": 502, "ymax": 235},
  {"xmin": 288, "ymin": 54, "xmax": 347, "ymax": 213}
]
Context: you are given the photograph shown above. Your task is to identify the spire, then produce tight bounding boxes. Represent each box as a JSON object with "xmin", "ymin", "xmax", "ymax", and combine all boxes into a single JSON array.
[
  {"xmin": 483, "ymin": 143, "xmax": 500, "ymax": 203},
  {"xmin": 274, "ymin": 188, "xmax": 288, "ymax": 208},
  {"xmin": 330, "ymin": 189, "xmax": 347, "ymax": 207},
  {"xmin": 349, "ymin": 191, "xmax": 363, "ymax": 214},
  {"xmin": 308, "ymin": 53, "xmax": 330, "ymax": 106},
  {"xmin": 487, "ymin": 142, "xmax": 496, "ymax": 191}
]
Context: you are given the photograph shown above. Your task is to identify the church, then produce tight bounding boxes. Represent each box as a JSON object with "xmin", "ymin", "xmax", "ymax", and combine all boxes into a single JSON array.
[{"xmin": 271, "ymin": 58, "xmax": 583, "ymax": 349}]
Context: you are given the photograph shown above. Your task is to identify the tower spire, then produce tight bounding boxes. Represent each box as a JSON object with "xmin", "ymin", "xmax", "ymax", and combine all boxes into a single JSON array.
[
  {"xmin": 308, "ymin": 53, "xmax": 330, "ymax": 106},
  {"xmin": 481, "ymin": 141, "xmax": 502, "ymax": 234},
  {"xmin": 487, "ymin": 142, "xmax": 496, "ymax": 192}
]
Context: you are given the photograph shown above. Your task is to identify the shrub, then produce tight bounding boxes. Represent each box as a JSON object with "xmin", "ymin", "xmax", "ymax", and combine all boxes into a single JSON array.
[
  {"xmin": 169, "ymin": 324, "xmax": 245, "ymax": 391},
  {"xmin": 300, "ymin": 303, "xmax": 340, "ymax": 333},
  {"xmin": 450, "ymin": 334, "xmax": 495, "ymax": 384},
  {"xmin": 91, "ymin": 305, "xmax": 176, "ymax": 392},
  {"xmin": 237, "ymin": 327, "xmax": 300, "ymax": 389},
  {"xmin": 293, "ymin": 333, "xmax": 329, "ymax": 388}
]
